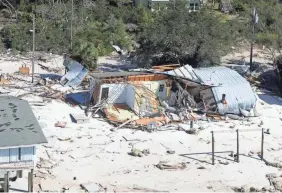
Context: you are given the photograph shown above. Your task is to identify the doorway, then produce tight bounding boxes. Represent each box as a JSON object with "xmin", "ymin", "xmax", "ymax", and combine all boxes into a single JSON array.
[{"xmin": 101, "ymin": 87, "xmax": 109, "ymax": 100}]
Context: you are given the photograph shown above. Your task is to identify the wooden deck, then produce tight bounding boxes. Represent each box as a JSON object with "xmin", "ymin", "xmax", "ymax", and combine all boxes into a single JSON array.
[{"xmin": 0, "ymin": 161, "xmax": 34, "ymax": 171}]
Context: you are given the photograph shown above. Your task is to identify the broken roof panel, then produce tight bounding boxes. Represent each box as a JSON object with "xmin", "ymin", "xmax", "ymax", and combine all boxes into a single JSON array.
[
  {"xmin": 194, "ymin": 66, "xmax": 256, "ymax": 115},
  {"xmin": 60, "ymin": 59, "xmax": 88, "ymax": 88},
  {"xmin": 0, "ymin": 96, "xmax": 47, "ymax": 148},
  {"xmin": 163, "ymin": 65, "xmax": 199, "ymax": 81},
  {"xmin": 194, "ymin": 66, "xmax": 245, "ymax": 86}
]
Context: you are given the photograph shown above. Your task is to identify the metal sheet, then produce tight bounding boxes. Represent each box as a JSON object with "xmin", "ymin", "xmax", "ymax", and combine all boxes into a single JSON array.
[
  {"xmin": 61, "ymin": 59, "xmax": 88, "ymax": 88},
  {"xmin": 21, "ymin": 146, "xmax": 34, "ymax": 161},
  {"xmin": 9, "ymin": 148, "xmax": 19, "ymax": 162},
  {"xmin": 0, "ymin": 149, "xmax": 9, "ymax": 163},
  {"xmin": 194, "ymin": 66, "xmax": 256, "ymax": 115},
  {"xmin": 164, "ymin": 65, "xmax": 199, "ymax": 81}
]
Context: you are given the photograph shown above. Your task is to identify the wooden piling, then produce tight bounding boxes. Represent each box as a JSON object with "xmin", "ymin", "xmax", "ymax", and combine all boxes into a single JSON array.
[
  {"xmin": 17, "ymin": 170, "xmax": 23, "ymax": 178},
  {"xmin": 4, "ymin": 172, "xmax": 9, "ymax": 192},
  {"xmin": 211, "ymin": 131, "xmax": 215, "ymax": 165},
  {"xmin": 28, "ymin": 169, "xmax": 34, "ymax": 192},
  {"xmin": 236, "ymin": 129, "xmax": 239, "ymax": 163},
  {"xmin": 261, "ymin": 128, "xmax": 264, "ymax": 160},
  {"xmin": 28, "ymin": 172, "xmax": 31, "ymax": 192}
]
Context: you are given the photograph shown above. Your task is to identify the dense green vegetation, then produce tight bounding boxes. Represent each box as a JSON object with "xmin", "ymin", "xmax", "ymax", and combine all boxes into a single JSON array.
[{"xmin": 1, "ymin": 0, "xmax": 282, "ymax": 69}]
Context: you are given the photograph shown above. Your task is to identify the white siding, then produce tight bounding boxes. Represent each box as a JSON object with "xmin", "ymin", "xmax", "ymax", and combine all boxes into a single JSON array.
[
  {"xmin": 9, "ymin": 148, "xmax": 19, "ymax": 162},
  {"xmin": 0, "ymin": 149, "xmax": 9, "ymax": 163},
  {"xmin": 21, "ymin": 147, "xmax": 34, "ymax": 161},
  {"xmin": 140, "ymin": 80, "xmax": 168, "ymax": 100}
]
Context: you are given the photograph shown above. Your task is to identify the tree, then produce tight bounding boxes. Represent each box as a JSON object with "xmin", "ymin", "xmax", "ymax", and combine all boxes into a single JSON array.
[
  {"xmin": 252, "ymin": 0, "xmax": 282, "ymax": 62},
  {"xmin": 0, "ymin": 0, "xmax": 134, "ymax": 70},
  {"xmin": 136, "ymin": 3, "xmax": 238, "ymax": 68}
]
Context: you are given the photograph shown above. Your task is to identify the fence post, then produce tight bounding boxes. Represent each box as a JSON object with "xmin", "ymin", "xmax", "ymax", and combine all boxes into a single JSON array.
[
  {"xmin": 211, "ymin": 131, "xmax": 215, "ymax": 165},
  {"xmin": 261, "ymin": 128, "xmax": 264, "ymax": 160},
  {"xmin": 236, "ymin": 129, "xmax": 239, "ymax": 163}
]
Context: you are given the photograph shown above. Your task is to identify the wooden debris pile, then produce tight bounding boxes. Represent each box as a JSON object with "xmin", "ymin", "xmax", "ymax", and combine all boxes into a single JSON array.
[
  {"xmin": 35, "ymin": 157, "xmax": 58, "ymax": 180},
  {"xmin": 266, "ymin": 173, "xmax": 282, "ymax": 192}
]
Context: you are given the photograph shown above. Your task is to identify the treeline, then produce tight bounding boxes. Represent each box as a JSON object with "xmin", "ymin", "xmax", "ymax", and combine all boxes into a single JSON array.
[{"xmin": 0, "ymin": 0, "xmax": 282, "ymax": 69}]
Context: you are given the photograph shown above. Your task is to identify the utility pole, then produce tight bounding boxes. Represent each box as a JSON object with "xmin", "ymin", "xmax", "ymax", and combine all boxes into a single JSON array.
[
  {"xmin": 32, "ymin": 12, "xmax": 35, "ymax": 83},
  {"xmin": 250, "ymin": 7, "xmax": 258, "ymax": 71},
  {"xmin": 70, "ymin": 0, "xmax": 73, "ymax": 51}
]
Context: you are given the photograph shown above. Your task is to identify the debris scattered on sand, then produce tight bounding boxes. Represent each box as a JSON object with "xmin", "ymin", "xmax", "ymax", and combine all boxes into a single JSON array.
[
  {"xmin": 130, "ymin": 147, "xmax": 150, "ymax": 157},
  {"xmin": 266, "ymin": 173, "xmax": 282, "ymax": 191},
  {"xmin": 218, "ymin": 160, "xmax": 229, "ymax": 165},
  {"xmin": 166, "ymin": 150, "xmax": 175, "ymax": 154},
  {"xmin": 264, "ymin": 159, "xmax": 282, "ymax": 169},
  {"xmin": 156, "ymin": 161, "xmax": 186, "ymax": 170},
  {"xmin": 132, "ymin": 185, "xmax": 169, "ymax": 192},
  {"xmin": 57, "ymin": 137, "xmax": 71, "ymax": 141},
  {"xmin": 54, "ymin": 121, "xmax": 67, "ymax": 128},
  {"xmin": 80, "ymin": 182, "xmax": 102, "ymax": 192}
]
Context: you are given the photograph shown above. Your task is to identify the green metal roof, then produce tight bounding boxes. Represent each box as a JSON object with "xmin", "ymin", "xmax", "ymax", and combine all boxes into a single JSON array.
[{"xmin": 0, "ymin": 96, "xmax": 47, "ymax": 148}]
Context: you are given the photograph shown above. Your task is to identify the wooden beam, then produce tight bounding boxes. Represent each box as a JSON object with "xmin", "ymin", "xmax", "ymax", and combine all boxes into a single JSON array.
[{"xmin": 152, "ymin": 66, "xmax": 178, "ymax": 70}]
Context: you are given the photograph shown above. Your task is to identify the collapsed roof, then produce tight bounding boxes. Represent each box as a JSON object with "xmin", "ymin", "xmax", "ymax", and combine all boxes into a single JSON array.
[
  {"xmin": 87, "ymin": 64, "xmax": 257, "ymax": 117},
  {"xmin": 163, "ymin": 65, "xmax": 257, "ymax": 115}
]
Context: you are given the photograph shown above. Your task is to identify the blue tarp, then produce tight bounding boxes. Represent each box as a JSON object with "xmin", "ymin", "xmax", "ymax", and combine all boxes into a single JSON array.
[
  {"xmin": 60, "ymin": 59, "xmax": 88, "ymax": 88},
  {"xmin": 65, "ymin": 79, "xmax": 95, "ymax": 106},
  {"xmin": 65, "ymin": 91, "xmax": 89, "ymax": 105}
]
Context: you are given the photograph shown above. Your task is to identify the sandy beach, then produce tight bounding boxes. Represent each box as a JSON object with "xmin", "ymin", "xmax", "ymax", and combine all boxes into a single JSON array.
[{"xmin": 0, "ymin": 50, "xmax": 282, "ymax": 192}]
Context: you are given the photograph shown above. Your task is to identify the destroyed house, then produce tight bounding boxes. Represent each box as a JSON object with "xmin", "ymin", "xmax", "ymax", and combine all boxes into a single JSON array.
[
  {"xmin": 89, "ymin": 71, "xmax": 171, "ymax": 125},
  {"xmin": 89, "ymin": 65, "xmax": 256, "ymax": 126},
  {"xmin": 0, "ymin": 96, "xmax": 47, "ymax": 192},
  {"xmin": 164, "ymin": 65, "xmax": 257, "ymax": 115}
]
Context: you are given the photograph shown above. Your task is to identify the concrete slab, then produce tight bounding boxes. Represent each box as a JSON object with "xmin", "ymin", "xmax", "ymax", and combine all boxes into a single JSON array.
[{"xmin": 70, "ymin": 114, "xmax": 90, "ymax": 124}]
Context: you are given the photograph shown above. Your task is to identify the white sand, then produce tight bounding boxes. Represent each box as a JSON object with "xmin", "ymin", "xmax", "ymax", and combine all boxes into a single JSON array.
[{"xmin": 1, "ymin": 51, "xmax": 282, "ymax": 192}]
